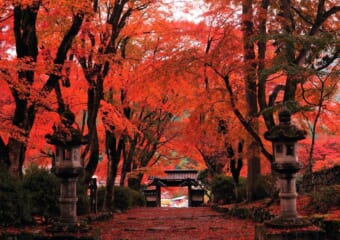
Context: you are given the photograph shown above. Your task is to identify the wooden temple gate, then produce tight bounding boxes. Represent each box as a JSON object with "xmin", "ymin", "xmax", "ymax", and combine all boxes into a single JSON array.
[{"xmin": 144, "ymin": 170, "xmax": 204, "ymax": 207}]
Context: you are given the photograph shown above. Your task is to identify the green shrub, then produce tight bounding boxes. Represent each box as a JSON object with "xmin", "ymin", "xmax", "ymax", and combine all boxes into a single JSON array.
[
  {"xmin": 96, "ymin": 186, "xmax": 145, "ymax": 212},
  {"xmin": 0, "ymin": 167, "xmax": 32, "ymax": 226},
  {"xmin": 306, "ymin": 185, "xmax": 340, "ymax": 213},
  {"xmin": 23, "ymin": 164, "xmax": 90, "ymax": 219},
  {"xmin": 254, "ymin": 174, "xmax": 279, "ymax": 201},
  {"xmin": 114, "ymin": 186, "xmax": 131, "ymax": 212},
  {"xmin": 77, "ymin": 181, "xmax": 90, "ymax": 215},
  {"xmin": 211, "ymin": 175, "xmax": 236, "ymax": 204},
  {"xmin": 127, "ymin": 188, "xmax": 145, "ymax": 207},
  {"xmin": 96, "ymin": 186, "xmax": 106, "ymax": 211},
  {"xmin": 22, "ymin": 164, "xmax": 59, "ymax": 221},
  {"xmin": 234, "ymin": 177, "xmax": 247, "ymax": 202}
]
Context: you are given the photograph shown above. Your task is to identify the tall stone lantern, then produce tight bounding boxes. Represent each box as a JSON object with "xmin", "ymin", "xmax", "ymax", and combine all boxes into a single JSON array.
[
  {"xmin": 264, "ymin": 108, "xmax": 309, "ymax": 227},
  {"xmin": 46, "ymin": 107, "xmax": 87, "ymax": 227}
]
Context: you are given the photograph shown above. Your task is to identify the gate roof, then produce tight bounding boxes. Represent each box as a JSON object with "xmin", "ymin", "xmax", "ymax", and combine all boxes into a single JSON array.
[{"xmin": 148, "ymin": 170, "xmax": 200, "ymax": 187}]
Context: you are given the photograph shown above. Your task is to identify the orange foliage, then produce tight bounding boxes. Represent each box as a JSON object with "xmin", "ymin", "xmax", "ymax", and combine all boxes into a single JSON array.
[{"xmin": 0, "ymin": 0, "xmax": 338, "ymax": 182}]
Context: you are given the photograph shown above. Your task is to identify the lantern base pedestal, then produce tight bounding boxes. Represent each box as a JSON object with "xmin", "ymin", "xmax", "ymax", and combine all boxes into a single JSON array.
[{"xmin": 255, "ymin": 219, "xmax": 325, "ymax": 240}]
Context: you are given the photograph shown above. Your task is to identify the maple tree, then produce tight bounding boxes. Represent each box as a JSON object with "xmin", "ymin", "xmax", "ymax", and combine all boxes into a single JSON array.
[
  {"xmin": 199, "ymin": 0, "xmax": 340, "ymax": 200},
  {"xmin": 108, "ymin": 20, "xmax": 207, "ymax": 190},
  {"xmin": 0, "ymin": 1, "xmax": 84, "ymax": 178},
  {"xmin": 73, "ymin": 0, "xmax": 167, "ymax": 210},
  {"xmin": 0, "ymin": 0, "xmax": 338, "ymax": 209},
  {"xmin": 1, "ymin": 3, "xmax": 340, "ymax": 239},
  {"xmin": 298, "ymin": 70, "xmax": 340, "ymax": 175}
]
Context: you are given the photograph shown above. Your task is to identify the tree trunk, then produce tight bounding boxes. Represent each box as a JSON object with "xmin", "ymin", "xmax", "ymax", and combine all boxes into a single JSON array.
[
  {"xmin": 119, "ymin": 90, "xmax": 132, "ymax": 186},
  {"xmin": 0, "ymin": 138, "xmax": 9, "ymax": 168},
  {"xmin": 103, "ymin": 131, "xmax": 124, "ymax": 211},
  {"xmin": 83, "ymin": 77, "xmax": 103, "ymax": 184},
  {"xmin": 1, "ymin": 3, "xmax": 39, "ymax": 179},
  {"xmin": 120, "ymin": 137, "xmax": 136, "ymax": 186},
  {"xmin": 7, "ymin": 139, "xmax": 27, "ymax": 178},
  {"xmin": 229, "ymin": 141, "xmax": 244, "ymax": 185},
  {"xmin": 242, "ymin": 0, "xmax": 261, "ymax": 201}
]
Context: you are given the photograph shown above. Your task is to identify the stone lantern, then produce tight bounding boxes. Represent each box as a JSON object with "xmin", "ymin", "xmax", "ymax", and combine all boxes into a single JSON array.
[
  {"xmin": 264, "ymin": 108, "xmax": 309, "ymax": 227},
  {"xmin": 46, "ymin": 107, "xmax": 87, "ymax": 227}
]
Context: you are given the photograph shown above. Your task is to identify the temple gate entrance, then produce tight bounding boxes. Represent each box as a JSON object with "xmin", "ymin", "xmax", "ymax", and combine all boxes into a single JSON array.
[{"xmin": 143, "ymin": 170, "xmax": 204, "ymax": 207}]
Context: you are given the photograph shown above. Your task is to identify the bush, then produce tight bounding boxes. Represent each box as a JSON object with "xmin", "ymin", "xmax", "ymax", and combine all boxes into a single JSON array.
[
  {"xmin": 96, "ymin": 186, "xmax": 106, "ymax": 211},
  {"xmin": 306, "ymin": 185, "xmax": 340, "ymax": 213},
  {"xmin": 24, "ymin": 165, "xmax": 90, "ymax": 216},
  {"xmin": 210, "ymin": 174, "xmax": 278, "ymax": 204},
  {"xmin": 127, "ymin": 188, "xmax": 145, "ymax": 207},
  {"xmin": 235, "ymin": 178, "xmax": 247, "ymax": 202},
  {"xmin": 253, "ymin": 174, "xmax": 279, "ymax": 201},
  {"xmin": 22, "ymin": 164, "xmax": 59, "ymax": 221},
  {"xmin": 114, "ymin": 186, "xmax": 131, "ymax": 212},
  {"xmin": 0, "ymin": 167, "xmax": 32, "ymax": 226},
  {"xmin": 211, "ymin": 175, "xmax": 236, "ymax": 204},
  {"xmin": 77, "ymin": 181, "xmax": 90, "ymax": 215},
  {"xmin": 0, "ymin": 165, "xmax": 94, "ymax": 226},
  {"xmin": 97, "ymin": 186, "xmax": 146, "ymax": 212}
]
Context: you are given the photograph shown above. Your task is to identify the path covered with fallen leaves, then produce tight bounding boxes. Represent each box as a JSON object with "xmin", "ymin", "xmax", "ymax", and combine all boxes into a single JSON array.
[{"xmin": 96, "ymin": 207, "xmax": 255, "ymax": 240}]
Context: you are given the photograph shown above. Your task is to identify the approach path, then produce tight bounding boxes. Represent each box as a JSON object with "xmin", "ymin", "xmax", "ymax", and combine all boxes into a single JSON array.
[{"xmin": 97, "ymin": 207, "xmax": 255, "ymax": 240}]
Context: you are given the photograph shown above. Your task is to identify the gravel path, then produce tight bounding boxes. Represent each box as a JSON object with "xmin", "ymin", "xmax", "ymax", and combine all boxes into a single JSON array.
[{"xmin": 98, "ymin": 207, "xmax": 255, "ymax": 240}]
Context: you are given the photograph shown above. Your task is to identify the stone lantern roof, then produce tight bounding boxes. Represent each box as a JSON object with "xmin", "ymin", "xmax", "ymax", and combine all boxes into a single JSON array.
[
  {"xmin": 264, "ymin": 108, "xmax": 307, "ymax": 142},
  {"xmin": 46, "ymin": 107, "xmax": 87, "ymax": 147}
]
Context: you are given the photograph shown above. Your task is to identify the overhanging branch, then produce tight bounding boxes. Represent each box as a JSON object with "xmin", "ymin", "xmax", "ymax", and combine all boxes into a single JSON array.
[{"xmin": 222, "ymin": 71, "xmax": 274, "ymax": 162}]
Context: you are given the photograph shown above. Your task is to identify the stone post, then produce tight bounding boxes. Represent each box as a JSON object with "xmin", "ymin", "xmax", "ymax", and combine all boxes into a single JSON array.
[
  {"xmin": 263, "ymin": 108, "xmax": 308, "ymax": 227},
  {"xmin": 59, "ymin": 177, "xmax": 79, "ymax": 224},
  {"xmin": 46, "ymin": 106, "xmax": 87, "ymax": 230},
  {"xmin": 279, "ymin": 171, "xmax": 297, "ymax": 219},
  {"xmin": 255, "ymin": 108, "xmax": 325, "ymax": 239}
]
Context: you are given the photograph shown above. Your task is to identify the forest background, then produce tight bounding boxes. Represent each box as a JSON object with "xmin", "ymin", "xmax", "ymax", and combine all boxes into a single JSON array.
[{"xmin": 0, "ymin": 0, "xmax": 339, "ymax": 208}]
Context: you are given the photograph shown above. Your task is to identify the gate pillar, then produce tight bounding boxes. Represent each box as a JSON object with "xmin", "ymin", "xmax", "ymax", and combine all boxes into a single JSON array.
[{"xmin": 156, "ymin": 185, "xmax": 161, "ymax": 207}]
